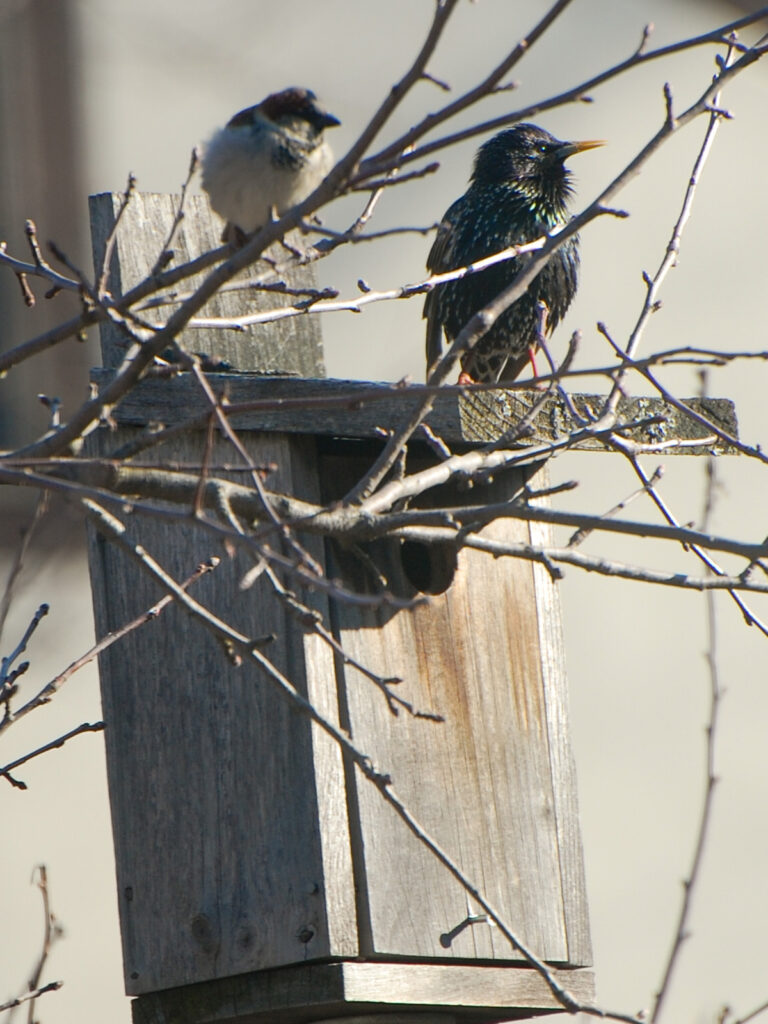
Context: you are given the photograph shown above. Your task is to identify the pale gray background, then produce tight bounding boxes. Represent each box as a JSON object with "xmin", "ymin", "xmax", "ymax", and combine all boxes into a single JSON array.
[{"xmin": 1, "ymin": 2, "xmax": 767, "ymax": 1022}]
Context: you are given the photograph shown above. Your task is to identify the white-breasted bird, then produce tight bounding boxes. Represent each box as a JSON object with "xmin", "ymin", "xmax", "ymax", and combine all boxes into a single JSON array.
[{"xmin": 200, "ymin": 86, "xmax": 340, "ymax": 244}]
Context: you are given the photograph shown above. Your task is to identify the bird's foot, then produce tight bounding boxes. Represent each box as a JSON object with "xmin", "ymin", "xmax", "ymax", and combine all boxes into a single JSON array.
[{"xmin": 457, "ymin": 371, "xmax": 476, "ymax": 386}]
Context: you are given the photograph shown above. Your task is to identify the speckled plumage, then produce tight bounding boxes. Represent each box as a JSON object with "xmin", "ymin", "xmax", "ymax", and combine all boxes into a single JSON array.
[{"xmin": 424, "ymin": 124, "xmax": 600, "ymax": 382}]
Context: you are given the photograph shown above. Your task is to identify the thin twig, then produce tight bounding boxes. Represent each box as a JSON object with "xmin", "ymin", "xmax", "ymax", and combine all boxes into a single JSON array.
[
  {"xmin": 97, "ymin": 173, "xmax": 137, "ymax": 298},
  {"xmin": 733, "ymin": 999, "xmax": 768, "ymax": 1024},
  {"xmin": 178, "ymin": 236, "xmax": 550, "ymax": 331},
  {"xmin": 0, "ymin": 981, "xmax": 62, "ymax": 1015},
  {"xmin": 602, "ymin": 79, "xmax": 729, "ymax": 416},
  {"xmin": 568, "ymin": 467, "xmax": 664, "ymax": 548},
  {"xmin": 0, "ymin": 493, "xmax": 49, "ymax": 646},
  {"xmin": 1, "ymin": 605, "xmax": 49, "ymax": 725},
  {"xmin": 1, "ymin": 722, "xmax": 104, "ymax": 790},
  {"xmin": 150, "ymin": 148, "xmax": 199, "ymax": 277},
  {"xmin": 262, "ymin": 564, "xmax": 442, "ymax": 721},
  {"xmin": 24, "ymin": 865, "xmax": 64, "ymax": 1024},
  {"xmin": 0, "ymin": 558, "xmax": 219, "ymax": 737},
  {"xmin": 354, "ymin": 8, "xmax": 767, "ymax": 181},
  {"xmin": 650, "ymin": 442, "xmax": 723, "ymax": 1024},
  {"xmin": 386, "ymin": 525, "xmax": 768, "ymax": 594}
]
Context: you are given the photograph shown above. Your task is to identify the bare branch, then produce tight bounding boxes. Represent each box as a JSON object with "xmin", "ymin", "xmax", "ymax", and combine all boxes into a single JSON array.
[
  {"xmin": 1, "ymin": 604, "xmax": 49, "ymax": 726},
  {"xmin": 0, "ymin": 493, "xmax": 48, "ymax": 645},
  {"xmin": 0, "ymin": 558, "xmax": 219, "ymax": 737},
  {"xmin": 650, "ymin": 449, "xmax": 724, "ymax": 1024},
  {"xmin": 356, "ymin": 9, "xmax": 768, "ymax": 180},
  {"xmin": 97, "ymin": 172, "xmax": 136, "ymax": 297},
  {"xmin": 733, "ymin": 999, "xmax": 768, "ymax": 1024},
  {"xmin": 0, "ymin": 981, "xmax": 62, "ymax": 1015},
  {"xmin": 339, "ymin": 44, "xmax": 762, "ymax": 504},
  {"xmin": 150, "ymin": 150, "xmax": 198, "ymax": 277},
  {"xmin": 24, "ymin": 865, "xmax": 64, "ymax": 1024},
  {"xmin": 603, "ymin": 81, "xmax": 728, "ymax": 417},
  {"xmin": 1, "ymin": 722, "xmax": 104, "ymax": 790}
]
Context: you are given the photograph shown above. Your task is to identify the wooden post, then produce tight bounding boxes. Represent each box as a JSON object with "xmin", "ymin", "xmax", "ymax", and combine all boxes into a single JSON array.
[
  {"xmin": 89, "ymin": 191, "xmax": 325, "ymax": 375},
  {"xmin": 85, "ymin": 194, "xmax": 736, "ymax": 1024}
]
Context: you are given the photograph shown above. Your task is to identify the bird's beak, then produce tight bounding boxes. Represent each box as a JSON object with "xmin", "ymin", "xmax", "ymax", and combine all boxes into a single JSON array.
[
  {"xmin": 320, "ymin": 111, "xmax": 341, "ymax": 129},
  {"xmin": 558, "ymin": 139, "xmax": 604, "ymax": 159}
]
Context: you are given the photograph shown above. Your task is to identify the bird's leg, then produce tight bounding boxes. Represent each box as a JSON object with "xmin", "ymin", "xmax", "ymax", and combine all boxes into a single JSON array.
[
  {"xmin": 458, "ymin": 370, "xmax": 476, "ymax": 385},
  {"xmin": 528, "ymin": 299, "xmax": 551, "ymax": 387},
  {"xmin": 527, "ymin": 345, "xmax": 539, "ymax": 378}
]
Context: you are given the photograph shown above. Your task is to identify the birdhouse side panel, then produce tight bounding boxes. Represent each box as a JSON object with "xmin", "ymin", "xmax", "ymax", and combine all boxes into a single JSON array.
[{"xmin": 86, "ymin": 430, "xmax": 355, "ymax": 995}]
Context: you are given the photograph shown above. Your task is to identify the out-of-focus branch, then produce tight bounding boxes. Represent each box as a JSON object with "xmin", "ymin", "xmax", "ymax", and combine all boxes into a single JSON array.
[
  {"xmin": 22, "ymin": 865, "xmax": 64, "ymax": 1024},
  {"xmin": 1, "ymin": 605, "xmax": 49, "ymax": 727},
  {"xmin": 0, "ymin": 494, "xmax": 48, "ymax": 645},
  {"xmin": 0, "ymin": 558, "xmax": 220, "ymax": 738},
  {"xmin": 650, "ymin": 442, "xmax": 724, "ymax": 1024},
  {"xmin": 0, "ymin": 981, "xmax": 62, "ymax": 1016}
]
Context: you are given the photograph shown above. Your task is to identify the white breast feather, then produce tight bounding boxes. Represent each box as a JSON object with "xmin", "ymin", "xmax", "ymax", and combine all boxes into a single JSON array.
[{"xmin": 201, "ymin": 120, "xmax": 332, "ymax": 233}]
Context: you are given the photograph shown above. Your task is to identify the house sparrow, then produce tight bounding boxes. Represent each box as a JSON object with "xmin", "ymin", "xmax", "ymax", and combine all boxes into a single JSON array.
[
  {"xmin": 424, "ymin": 123, "xmax": 602, "ymax": 383},
  {"xmin": 200, "ymin": 87, "xmax": 340, "ymax": 244}
]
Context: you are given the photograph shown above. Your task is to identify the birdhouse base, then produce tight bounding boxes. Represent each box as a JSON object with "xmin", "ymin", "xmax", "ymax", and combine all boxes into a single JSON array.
[{"xmin": 130, "ymin": 960, "xmax": 595, "ymax": 1024}]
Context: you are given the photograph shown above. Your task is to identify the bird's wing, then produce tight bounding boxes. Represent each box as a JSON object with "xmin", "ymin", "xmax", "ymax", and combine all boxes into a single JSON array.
[{"xmin": 423, "ymin": 206, "xmax": 459, "ymax": 374}]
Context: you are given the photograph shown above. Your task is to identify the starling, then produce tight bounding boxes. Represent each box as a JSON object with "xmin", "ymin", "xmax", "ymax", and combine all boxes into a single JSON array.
[{"xmin": 424, "ymin": 123, "xmax": 602, "ymax": 383}]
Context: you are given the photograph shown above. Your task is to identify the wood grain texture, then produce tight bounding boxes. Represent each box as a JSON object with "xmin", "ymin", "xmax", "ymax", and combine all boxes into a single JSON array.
[
  {"xmin": 88, "ymin": 192, "xmax": 325, "ymax": 375},
  {"xmin": 320, "ymin": 454, "xmax": 590, "ymax": 965},
  {"xmin": 86, "ymin": 190, "xmax": 597, "ymax": 1015},
  {"xmin": 86, "ymin": 430, "xmax": 357, "ymax": 995},
  {"xmin": 529, "ymin": 472, "xmax": 593, "ymax": 967},
  {"xmin": 131, "ymin": 960, "xmax": 595, "ymax": 1024},
  {"xmin": 91, "ymin": 371, "xmax": 738, "ymax": 452}
]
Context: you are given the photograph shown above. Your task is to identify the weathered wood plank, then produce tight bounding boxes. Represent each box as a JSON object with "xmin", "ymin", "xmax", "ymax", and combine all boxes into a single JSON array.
[
  {"xmin": 91, "ymin": 370, "xmax": 738, "ymax": 452},
  {"xmin": 88, "ymin": 192, "xmax": 325, "ymax": 375},
  {"xmin": 86, "ymin": 430, "xmax": 357, "ymax": 995},
  {"xmin": 319, "ymin": 454, "xmax": 588, "ymax": 964},
  {"xmin": 529, "ymin": 478, "xmax": 593, "ymax": 967},
  {"xmin": 131, "ymin": 961, "xmax": 596, "ymax": 1024}
]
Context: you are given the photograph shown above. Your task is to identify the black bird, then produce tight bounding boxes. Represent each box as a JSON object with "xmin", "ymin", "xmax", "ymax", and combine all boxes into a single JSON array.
[{"xmin": 424, "ymin": 123, "xmax": 602, "ymax": 383}]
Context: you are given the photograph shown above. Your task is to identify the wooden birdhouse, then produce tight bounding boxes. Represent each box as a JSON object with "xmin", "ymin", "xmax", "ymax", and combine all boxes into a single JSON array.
[{"xmin": 85, "ymin": 194, "xmax": 736, "ymax": 1024}]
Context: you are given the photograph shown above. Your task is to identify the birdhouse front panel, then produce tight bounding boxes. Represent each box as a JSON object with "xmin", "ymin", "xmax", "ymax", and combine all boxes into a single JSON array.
[{"xmin": 319, "ymin": 449, "xmax": 592, "ymax": 967}]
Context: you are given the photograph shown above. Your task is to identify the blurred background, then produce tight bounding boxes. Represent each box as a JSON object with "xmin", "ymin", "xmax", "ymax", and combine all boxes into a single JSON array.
[{"xmin": 1, "ymin": 1, "xmax": 767, "ymax": 1022}]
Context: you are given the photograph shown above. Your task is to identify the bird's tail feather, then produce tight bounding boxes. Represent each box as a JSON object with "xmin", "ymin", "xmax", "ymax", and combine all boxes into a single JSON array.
[{"xmin": 425, "ymin": 314, "xmax": 444, "ymax": 379}]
